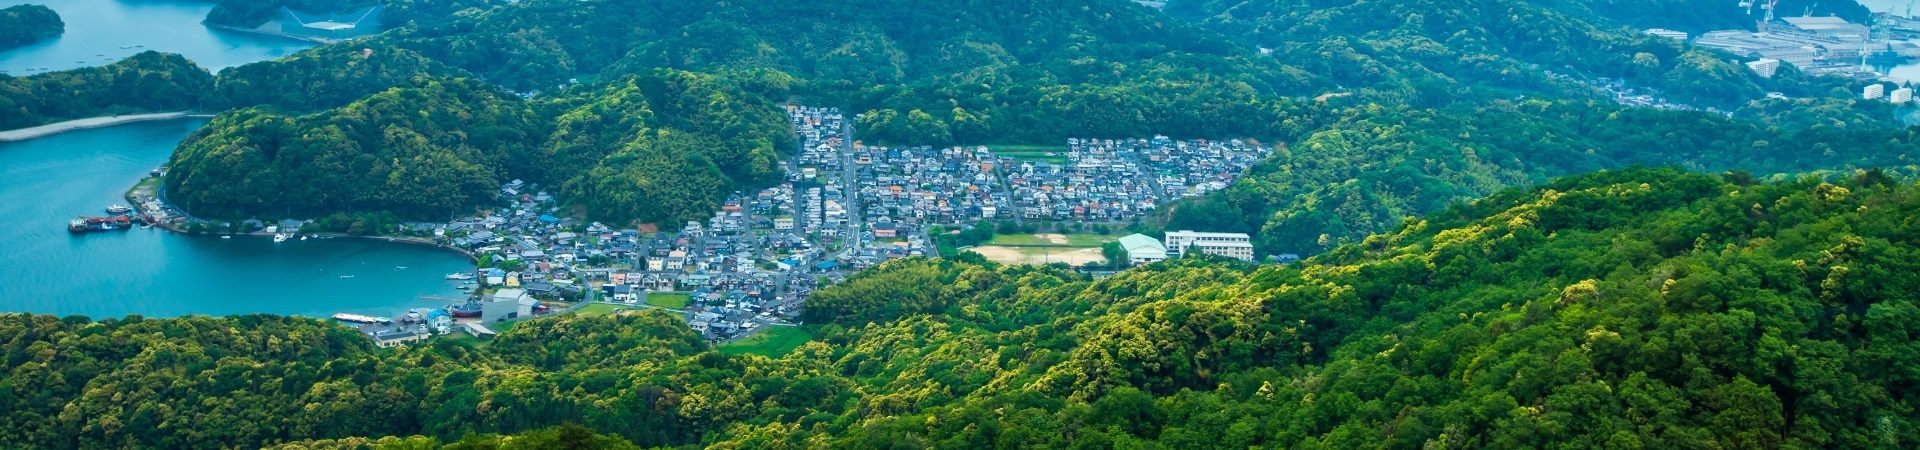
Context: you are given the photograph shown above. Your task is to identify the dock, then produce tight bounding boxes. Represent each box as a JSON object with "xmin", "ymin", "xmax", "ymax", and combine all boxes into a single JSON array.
[{"xmin": 331, "ymin": 313, "xmax": 388, "ymax": 323}]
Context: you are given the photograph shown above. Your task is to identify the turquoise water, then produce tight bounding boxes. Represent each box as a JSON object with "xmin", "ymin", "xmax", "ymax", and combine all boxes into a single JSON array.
[
  {"xmin": 0, "ymin": 0, "xmax": 313, "ymax": 75},
  {"xmin": 0, "ymin": 119, "xmax": 474, "ymax": 319}
]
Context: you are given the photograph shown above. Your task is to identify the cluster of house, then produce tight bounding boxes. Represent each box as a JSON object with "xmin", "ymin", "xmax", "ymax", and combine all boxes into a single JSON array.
[
  {"xmin": 790, "ymin": 106, "xmax": 936, "ymax": 270},
  {"xmin": 1133, "ymin": 137, "xmax": 1271, "ymax": 200},
  {"xmin": 1003, "ymin": 137, "xmax": 1272, "ymax": 222},
  {"xmin": 853, "ymin": 145, "xmax": 1003, "ymax": 232}
]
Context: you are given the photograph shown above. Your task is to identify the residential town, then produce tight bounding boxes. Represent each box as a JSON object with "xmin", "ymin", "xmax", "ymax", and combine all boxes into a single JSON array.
[{"xmin": 338, "ymin": 105, "xmax": 1276, "ymax": 347}]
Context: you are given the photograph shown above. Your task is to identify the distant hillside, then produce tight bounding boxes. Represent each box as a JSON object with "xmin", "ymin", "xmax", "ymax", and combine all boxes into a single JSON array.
[
  {"xmin": 0, "ymin": 4, "xmax": 62, "ymax": 49},
  {"xmin": 1163, "ymin": 0, "xmax": 1865, "ymax": 108},
  {"xmin": 6, "ymin": 167, "xmax": 1919, "ymax": 448},
  {"xmin": 203, "ymin": 0, "xmax": 500, "ymax": 29},
  {"xmin": 0, "ymin": 52, "xmax": 213, "ymax": 129},
  {"xmin": 1164, "ymin": 99, "xmax": 1920, "ymax": 255}
]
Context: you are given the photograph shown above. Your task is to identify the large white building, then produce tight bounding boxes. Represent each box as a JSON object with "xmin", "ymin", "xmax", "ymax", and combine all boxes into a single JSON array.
[
  {"xmin": 1163, "ymin": 230, "xmax": 1255, "ymax": 262},
  {"xmin": 1118, "ymin": 233, "xmax": 1167, "ymax": 265},
  {"xmin": 1745, "ymin": 58, "xmax": 1782, "ymax": 78},
  {"xmin": 1893, "ymin": 87, "xmax": 1914, "ymax": 104},
  {"xmin": 1864, "ymin": 84, "xmax": 1885, "ymax": 100}
]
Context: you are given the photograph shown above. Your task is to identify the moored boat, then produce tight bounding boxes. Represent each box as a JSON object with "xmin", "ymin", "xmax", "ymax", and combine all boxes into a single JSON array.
[
  {"xmin": 445, "ymin": 272, "xmax": 475, "ymax": 280},
  {"xmin": 68, "ymin": 215, "xmax": 133, "ymax": 233},
  {"xmin": 106, "ymin": 204, "xmax": 132, "ymax": 214}
]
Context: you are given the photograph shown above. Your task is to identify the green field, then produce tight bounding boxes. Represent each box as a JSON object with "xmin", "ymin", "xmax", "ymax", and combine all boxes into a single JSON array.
[
  {"xmin": 985, "ymin": 232, "xmax": 1121, "ymax": 247},
  {"xmin": 573, "ymin": 303, "xmax": 628, "ymax": 317},
  {"xmin": 719, "ymin": 326, "xmax": 813, "ymax": 357},
  {"xmin": 989, "ymin": 145, "xmax": 1069, "ymax": 164},
  {"xmin": 645, "ymin": 292, "xmax": 690, "ymax": 309}
]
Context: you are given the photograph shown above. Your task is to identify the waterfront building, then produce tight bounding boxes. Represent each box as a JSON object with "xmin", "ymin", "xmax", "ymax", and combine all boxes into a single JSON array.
[{"xmin": 1163, "ymin": 230, "xmax": 1255, "ymax": 261}]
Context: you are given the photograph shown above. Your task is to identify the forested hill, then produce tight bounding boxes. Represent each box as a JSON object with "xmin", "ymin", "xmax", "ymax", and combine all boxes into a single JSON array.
[
  {"xmin": 0, "ymin": 4, "xmax": 62, "ymax": 49},
  {"xmin": 5, "ymin": 167, "xmax": 1918, "ymax": 448},
  {"xmin": 0, "ymin": 52, "xmax": 214, "ymax": 129},
  {"xmin": 165, "ymin": 70, "xmax": 790, "ymax": 225}
]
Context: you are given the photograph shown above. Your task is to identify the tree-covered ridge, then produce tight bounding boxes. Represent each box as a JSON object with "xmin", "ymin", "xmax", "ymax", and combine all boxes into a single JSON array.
[
  {"xmin": 203, "ymin": 43, "xmax": 469, "ymax": 113},
  {"xmin": 1165, "ymin": 99, "xmax": 1920, "ymax": 255},
  {"xmin": 0, "ymin": 52, "xmax": 214, "ymax": 130},
  {"xmin": 0, "ymin": 4, "xmax": 61, "ymax": 49},
  {"xmin": 556, "ymin": 70, "xmax": 793, "ymax": 228},
  {"xmin": 6, "ymin": 167, "xmax": 1918, "ymax": 448},
  {"xmin": 163, "ymin": 77, "xmax": 540, "ymax": 220},
  {"xmin": 341, "ymin": 0, "xmax": 1333, "ymax": 145}
]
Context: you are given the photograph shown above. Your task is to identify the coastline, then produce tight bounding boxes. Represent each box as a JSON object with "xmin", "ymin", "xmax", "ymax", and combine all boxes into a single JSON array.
[
  {"xmin": 122, "ymin": 174, "xmax": 481, "ymax": 264},
  {"xmin": 0, "ymin": 112, "xmax": 194, "ymax": 142}
]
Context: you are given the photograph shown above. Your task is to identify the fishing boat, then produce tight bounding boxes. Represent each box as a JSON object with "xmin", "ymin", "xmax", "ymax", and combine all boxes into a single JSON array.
[
  {"xmin": 105, "ymin": 205, "xmax": 132, "ymax": 214},
  {"xmin": 449, "ymin": 300, "xmax": 484, "ymax": 318},
  {"xmin": 445, "ymin": 272, "xmax": 475, "ymax": 280},
  {"xmin": 68, "ymin": 215, "xmax": 133, "ymax": 233}
]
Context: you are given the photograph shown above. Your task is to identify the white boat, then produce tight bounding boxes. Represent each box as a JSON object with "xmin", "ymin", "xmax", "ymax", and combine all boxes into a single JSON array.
[
  {"xmin": 220, "ymin": 235, "xmax": 231, "ymax": 239},
  {"xmin": 300, "ymin": 235, "xmax": 308, "ymax": 240},
  {"xmin": 395, "ymin": 266, "xmax": 408, "ymax": 270},
  {"xmin": 106, "ymin": 204, "xmax": 132, "ymax": 214},
  {"xmin": 340, "ymin": 275, "xmax": 355, "ymax": 279},
  {"xmin": 273, "ymin": 233, "xmax": 289, "ymax": 243},
  {"xmin": 445, "ymin": 273, "xmax": 475, "ymax": 280}
]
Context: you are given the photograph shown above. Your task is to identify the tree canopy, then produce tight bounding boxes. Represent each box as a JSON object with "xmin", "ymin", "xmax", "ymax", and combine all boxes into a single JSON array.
[
  {"xmin": 5, "ymin": 167, "xmax": 1920, "ymax": 448},
  {"xmin": 0, "ymin": 4, "xmax": 61, "ymax": 50},
  {"xmin": 0, "ymin": 51, "xmax": 214, "ymax": 129}
]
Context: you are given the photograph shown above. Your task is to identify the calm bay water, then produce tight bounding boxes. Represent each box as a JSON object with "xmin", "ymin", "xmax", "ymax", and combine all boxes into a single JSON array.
[
  {"xmin": 0, "ymin": 119, "xmax": 474, "ymax": 319},
  {"xmin": 0, "ymin": 1, "xmax": 470, "ymax": 319},
  {"xmin": 0, "ymin": 0, "xmax": 313, "ymax": 74}
]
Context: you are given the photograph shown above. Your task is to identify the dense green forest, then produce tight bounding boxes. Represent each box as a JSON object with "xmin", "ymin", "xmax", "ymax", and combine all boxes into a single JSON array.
[
  {"xmin": 0, "ymin": 52, "xmax": 214, "ymax": 130},
  {"xmin": 5, "ymin": 167, "xmax": 1918, "ymax": 448},
  {"xmin": 0, "ymin": 4, "xmax": 61, "ymax": 49},
  {"xmin": 163, "ymin": 77, "xmax": 540, "ymax": 220},
  {"xmin": 1165, "ymin": 99, "xmax": 1920, "ymax": 255}
]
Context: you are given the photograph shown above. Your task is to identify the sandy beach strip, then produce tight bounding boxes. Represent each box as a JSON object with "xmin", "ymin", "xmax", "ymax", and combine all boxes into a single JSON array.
[{"xmin": 0, "ymin": 112, "xmax": 192, "ymax": 142}]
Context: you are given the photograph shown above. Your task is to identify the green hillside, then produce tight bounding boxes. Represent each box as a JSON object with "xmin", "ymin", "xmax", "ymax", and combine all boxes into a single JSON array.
[{"xmin": 5, "ymin": 167, "xmax": 1917, "ymax": 448}]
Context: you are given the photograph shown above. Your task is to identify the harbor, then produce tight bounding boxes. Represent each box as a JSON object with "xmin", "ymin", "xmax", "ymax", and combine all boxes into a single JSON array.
[
  {"xmin": 1678, "ymin": 7, "xmax": 1920, "ymax": 86},
  {"xmin": 0, "ymin": 119, "xmax": 475, "ymax": 320}
]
